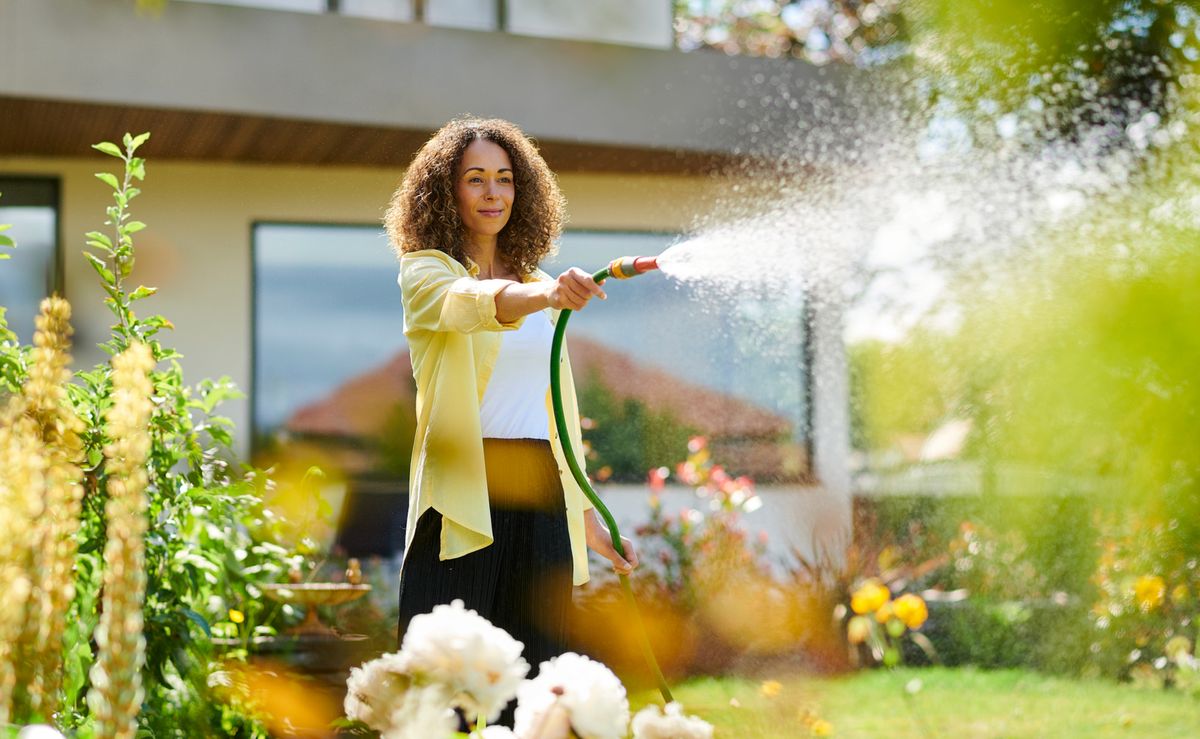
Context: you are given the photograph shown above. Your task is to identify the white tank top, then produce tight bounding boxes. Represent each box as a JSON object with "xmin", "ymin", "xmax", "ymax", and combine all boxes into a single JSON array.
[{"xmin": 479, "ymin": 311, "xmax": 553, "ymax": 440}]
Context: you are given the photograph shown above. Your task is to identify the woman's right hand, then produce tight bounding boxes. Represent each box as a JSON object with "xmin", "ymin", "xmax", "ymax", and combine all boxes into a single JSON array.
[{"xmin": 546, "ymin": 267, "xmax": 606, "ymax": 311}]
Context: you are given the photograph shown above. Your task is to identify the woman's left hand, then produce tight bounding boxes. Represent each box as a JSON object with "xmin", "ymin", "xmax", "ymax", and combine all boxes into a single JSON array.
[{"xmin": 584, "ymin": 509, "xmax": 639, "ymax": 576}]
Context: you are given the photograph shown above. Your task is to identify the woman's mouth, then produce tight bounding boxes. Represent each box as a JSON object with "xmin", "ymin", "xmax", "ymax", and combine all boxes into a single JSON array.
[{"xmin": 479, "ymin": 209, "xmax": 504, "ymax": 217}]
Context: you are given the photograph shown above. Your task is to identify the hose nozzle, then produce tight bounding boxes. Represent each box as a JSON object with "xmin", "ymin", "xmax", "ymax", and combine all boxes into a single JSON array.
[{"xmin": 607, "ymin": 256, "xmax": 659, "ymax": 280}]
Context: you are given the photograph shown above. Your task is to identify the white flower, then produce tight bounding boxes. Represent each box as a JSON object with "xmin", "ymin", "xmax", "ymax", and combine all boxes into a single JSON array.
[
  {"xmin": 345, "ymin": 653, "xmax": 457, "ymax": 738},
  {"xmin": 402, "ymin": 599, "xmax": 530, "ymax": 722},
  {"xmin": 514, "ymin": 653, "xmax": 629, "ymax": 739},
  {"xmin": 17, "ymin": 727, "xmax": 67, "ymax": 739},
  {"xmin": 345, "ymin": 651, "xmax": 414, "ymax": 732},
  {"xmin": 631, "ymin": 702, "xmax": 714, "ymax": 739},
  {"xmin": 382, "ymin": 683, "xmax": 459, "ymax": 739},
  {"xmin": 478, "ymin": 727, "xmax": 518, "ymax": 739}
]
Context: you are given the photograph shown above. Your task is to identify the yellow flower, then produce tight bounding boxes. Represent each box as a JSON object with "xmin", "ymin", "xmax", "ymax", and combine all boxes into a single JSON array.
[
  {"xmin": 874, "ymin": 600, "xmax": 894, "ymax": 624},
  {"xmin": 847, "ymin": 616, "xmax": 871, "ymax": 645},
  {"xmin": 1133, "ymin": 575, "xmax": 1166, "ymax": 610},
  {"xmin": 760, "ymin": 680, "xmax": 782, "ymax": 698},
  {"xmin": 228, "ymin": 609, "xmax": 245, "ymax": 624},
  {"xmin": 851, "ymin": 579, "xmax": 890, "ymax": 615},
  {"xmin": 893, "ymin": 593, "xmax": 929, "ymax": 629},
  {"xmin": 811, "ymin": 719, "xmax": 834, "ymax": 736}
]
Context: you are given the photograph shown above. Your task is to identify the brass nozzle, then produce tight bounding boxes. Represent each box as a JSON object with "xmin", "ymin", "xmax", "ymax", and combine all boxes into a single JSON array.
[{"xmin": 608, "ymin": 256, "xmax": 660, "ymax": 279}]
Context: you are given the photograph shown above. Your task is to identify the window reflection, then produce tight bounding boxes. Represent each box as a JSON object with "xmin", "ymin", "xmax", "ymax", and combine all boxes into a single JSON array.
[
  {"xmin": 251, "ymin": 224, "xmax": 811, "ymax": 555},
  {"xmin": 546, "ymin": 231, "xmax": 810, "ymax": 484},
  {"xmin": 0, "ymin": 177, "xmax": 59, "ymax": 346}
]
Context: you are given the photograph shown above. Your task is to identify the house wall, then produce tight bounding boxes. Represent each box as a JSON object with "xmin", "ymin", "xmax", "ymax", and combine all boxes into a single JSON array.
[{"xmin": 0, "ymin": 155, "xmax": 735, "ymax": 458}]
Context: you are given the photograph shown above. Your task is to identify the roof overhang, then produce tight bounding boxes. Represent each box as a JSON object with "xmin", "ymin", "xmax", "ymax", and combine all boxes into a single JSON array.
[{"xmin": 0, "ymin": 0, "xmax": 851, "ymax": 173}]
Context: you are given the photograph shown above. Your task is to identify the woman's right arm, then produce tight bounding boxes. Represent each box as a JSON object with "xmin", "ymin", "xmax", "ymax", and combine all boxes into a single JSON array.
[{"xmin": 494, "ymin": 267, "xmax": 606, "ymax": 324}]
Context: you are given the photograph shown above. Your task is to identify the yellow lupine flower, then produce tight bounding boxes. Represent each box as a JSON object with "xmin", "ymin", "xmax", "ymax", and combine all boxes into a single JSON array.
[
  {"xmin": 893, "ymin": 593, "xmax": 929, "ymax": 629},
  {"xmin": 760, "ymin": 680, "xmax": 782, "ymax": 698},
  {"xmin": 874, "ymin": 600, "xmax": 894, "ymax": 624},
  {"xmin": 850, "ymin": 579, "xmax": 890, "ymax": 615},
  {"xmin": 1133, "ymin": 575, "xmax": 1166, "ymax": 610},
  {"xmin": 228, "ymin": 609, "xmax": 245, "ymax": 624}
]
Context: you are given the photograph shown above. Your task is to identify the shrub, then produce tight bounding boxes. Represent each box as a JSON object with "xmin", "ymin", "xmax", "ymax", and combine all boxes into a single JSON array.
[{"xmin": 0, "ymin": 136, "xmax": 296, "ymax": 736}]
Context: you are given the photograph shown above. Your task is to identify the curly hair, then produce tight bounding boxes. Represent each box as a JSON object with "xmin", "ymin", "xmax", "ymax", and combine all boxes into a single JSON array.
[{"xmin": 385, "ymin": 117, "xmax": 566, "ymax": 277}]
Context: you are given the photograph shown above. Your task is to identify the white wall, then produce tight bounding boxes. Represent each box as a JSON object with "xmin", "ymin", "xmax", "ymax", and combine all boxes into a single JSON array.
[{"xmin": 0, "ymin": 155, "xmax": 731, "ymax": 459}]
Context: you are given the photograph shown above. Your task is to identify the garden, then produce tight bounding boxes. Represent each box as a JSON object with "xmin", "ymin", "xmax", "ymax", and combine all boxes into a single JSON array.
[{"xmin": 4, "ymin": 0, "xmax": 1200, "ymax": 737}]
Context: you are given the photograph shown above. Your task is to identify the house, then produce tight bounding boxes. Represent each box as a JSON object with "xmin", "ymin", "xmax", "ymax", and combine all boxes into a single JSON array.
[{"xmin": 0, "ymin": 0, "xmax": 853, "ymax": 555}]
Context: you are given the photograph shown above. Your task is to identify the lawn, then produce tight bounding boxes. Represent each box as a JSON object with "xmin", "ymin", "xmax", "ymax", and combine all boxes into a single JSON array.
[{"xmin": 629, "ymin": 667, "xmax": 1200, "ymax": 738}]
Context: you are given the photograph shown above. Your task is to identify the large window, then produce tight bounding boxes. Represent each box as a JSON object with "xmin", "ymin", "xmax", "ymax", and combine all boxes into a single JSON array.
[
  {"xmin": 251, "ymin": 224, "xmax": 811, "ymax": 552},
  {"xmin": 252, "ymin": 222, "xmax": 405, "ymax": 451},
  {"xmin": 0, "ymin": 177, "xmax": 59, "ymax": 345}
]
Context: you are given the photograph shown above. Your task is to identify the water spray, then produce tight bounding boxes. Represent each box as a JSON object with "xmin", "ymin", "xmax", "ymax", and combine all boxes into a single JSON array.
[{"xmin": 548, "ymin": 255, "xmax": 674, "ymax": 704}]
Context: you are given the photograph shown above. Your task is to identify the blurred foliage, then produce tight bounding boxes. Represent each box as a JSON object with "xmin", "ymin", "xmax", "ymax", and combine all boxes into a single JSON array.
[
  {"xmin": 676, "ymin": 1, "xmax": 1200, "ymax": 137},
  {"xmin": 674, "ymin": 0, "xmax": 908, "ymax": 64},
  {"xmin": 1088, "ymin": 512, "xmax": 1200, "ymax": 692},
  {"xmin": 574, "ymin": 438, "xmax": 778, "ymax": 679},
  {"xmin": 577, "ymin": 372, "xmax": 694, "ymax": 483}
]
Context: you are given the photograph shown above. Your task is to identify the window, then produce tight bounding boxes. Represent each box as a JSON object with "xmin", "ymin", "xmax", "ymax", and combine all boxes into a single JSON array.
[
  {"xmin": 250, "ymin": 224, "xmax": 811, "ymax": 553},
  {"xmin": 0, "ymin": 177, "xmax": 60, "ymax": 345},
  {"xmin": 253, "ymin": 221, "xmax": 411, "ymax": 555},
  {"xmin": 252, "ymin": 222, "xmax": 406, "ymax": 455},
  {"xmin": 546, "ymin": 231, "xmax": 811, "ymax": 483}
]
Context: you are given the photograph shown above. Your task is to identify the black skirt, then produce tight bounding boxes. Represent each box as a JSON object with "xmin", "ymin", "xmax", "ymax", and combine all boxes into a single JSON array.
[{"xmin": 396, "ymin": 438, "xmax": 574, "ymax": 676}]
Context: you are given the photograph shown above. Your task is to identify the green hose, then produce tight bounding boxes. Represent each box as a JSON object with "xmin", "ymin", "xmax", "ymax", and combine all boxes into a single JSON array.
[{"xmin": 549, "ymin": 266, "xmax": 674, "ymax": 704}]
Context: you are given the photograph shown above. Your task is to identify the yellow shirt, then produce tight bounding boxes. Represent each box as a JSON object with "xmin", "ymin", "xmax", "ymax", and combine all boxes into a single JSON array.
[{"xmin": 398, "ymin": 249, "xmax": 595, "ymax": 586}]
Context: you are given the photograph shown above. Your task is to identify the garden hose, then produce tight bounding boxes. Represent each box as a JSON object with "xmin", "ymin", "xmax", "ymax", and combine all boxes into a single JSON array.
[{"xmin": 548, "ymin": 256, "xmax": 676, "ymax": 703}]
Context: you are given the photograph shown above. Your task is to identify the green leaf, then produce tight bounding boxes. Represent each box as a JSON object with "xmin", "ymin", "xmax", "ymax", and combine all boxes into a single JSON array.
[
  {"xmin": 95, "ymin": 172, "xmax": 121, "ymax": 191},
  {"xmin": 83, "ymin": 251, "xmax": 116, "ymax": 284},
  {"xmin": 92, "ymin": 141, "xmax": 123, "ymax": 158},
  {"xmin": 129, "ymin": 132, "xmax": 151, "ymax": 151},
  {"xmin": 124, "ymin": 221, "xmax": 147, "ymax": 234},
  {"xmin": 180, "ymin": 607, "xmax": 212, "ymax": 639},
  {"xmin": 0, "ymin": 223, "xmax": 11, "ymax": 231},
  {"xmin": 0, "ymin": 234, "xmax": 13, "ymax": 248},
  {"xmin": 130, "ymin": 285, "xmax": 158, "ymax": 301},
  {"xmin": 85, "ymin": 231, "xmax": 113, "ymax": 249}
]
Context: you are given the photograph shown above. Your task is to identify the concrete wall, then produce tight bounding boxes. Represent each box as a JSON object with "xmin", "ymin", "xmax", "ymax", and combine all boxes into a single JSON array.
[
  {"xmin": 0, "ymin": 155, "xmax": 734, "ymax": 459},
  {"xmin": 0, "ymin": 0, "xmax": 845, "ymax": 155}
]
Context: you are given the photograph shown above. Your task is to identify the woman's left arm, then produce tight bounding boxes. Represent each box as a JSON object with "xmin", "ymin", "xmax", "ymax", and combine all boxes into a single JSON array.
[{"xmin": 584, "ymin": 508, "xmax": 638, "ymax": 576}]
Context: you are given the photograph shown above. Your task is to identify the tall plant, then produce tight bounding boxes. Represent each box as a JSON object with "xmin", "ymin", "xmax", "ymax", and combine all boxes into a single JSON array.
[
  {"xmin": 68, "ymin": 135, "xmax": 295, "ymax": 735},
  {"xmin": 0, "ymin": 136, "xmax": 296, "ymax": 735}
]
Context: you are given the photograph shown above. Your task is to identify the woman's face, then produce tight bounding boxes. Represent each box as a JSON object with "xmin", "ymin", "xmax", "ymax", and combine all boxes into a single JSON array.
[{"xmin": 455, "ymin": 138, "xmax": 515, "ymax": 241}]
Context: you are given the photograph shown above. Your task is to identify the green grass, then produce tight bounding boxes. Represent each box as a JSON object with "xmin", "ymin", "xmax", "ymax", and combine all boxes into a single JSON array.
[{"xmin": 629, "ymin": 667, "xmax": 1200, "ymax": 738}]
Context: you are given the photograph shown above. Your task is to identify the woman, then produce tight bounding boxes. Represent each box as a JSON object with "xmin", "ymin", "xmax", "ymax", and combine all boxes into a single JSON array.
[{"xmin": 386, "ymin": 117, "xmax": 639, "ymax": 681}]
